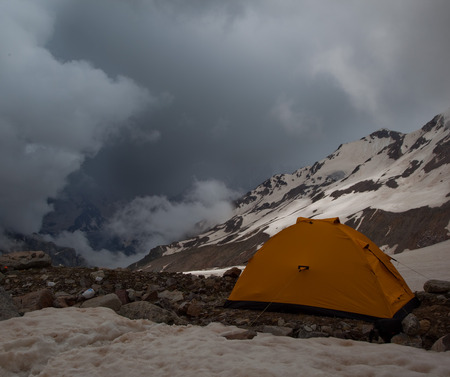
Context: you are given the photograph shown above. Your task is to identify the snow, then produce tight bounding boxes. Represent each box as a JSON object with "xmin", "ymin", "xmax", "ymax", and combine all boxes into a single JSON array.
[
  {"xmin": 392, "ymin": 239, "xmax": 450, "ymax": 292},
  {"xmin": 1, "ymin": 307, "xmax": 450, "ymax": 377},
  {"xmin": 184, "ymin": 265, "xmax": 246, "ymax": 277},
  {"xmin": 1, "ymin": 242, "xmax": 450, "ymax": 377}
]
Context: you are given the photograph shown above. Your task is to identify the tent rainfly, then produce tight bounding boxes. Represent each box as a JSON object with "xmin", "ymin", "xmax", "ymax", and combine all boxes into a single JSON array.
[{"xmin": 224, "ymin": 217, "xmax": 418, "ymax": 321}]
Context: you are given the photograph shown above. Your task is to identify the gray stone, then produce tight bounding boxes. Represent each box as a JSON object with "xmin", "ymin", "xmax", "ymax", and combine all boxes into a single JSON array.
[
  {"xmin": 81, "ymin": 293, "xmax": 122, "ymax": 312},
  {"xmin": 431, "ymin": 334, "xmax": 450, "ymax": 352},
  {"xmin": 90, "ymin": 270, "xmax": 105, "ymax": 280},
  {"xmin": 416, "ymin": 291, "xmax": 448, "ymax": 305},
  {"xmin": 402, "ymin": 313, "xmax": 420, "ymax": 336},
  {"xmin": 158, "ymin": 289, "xmax": 184, "ymax": 302},
  {"xmin": 0, "ymin": 287, "xmax": 20, "ymax": 320},
  {"xmin": 262, "ymin": 325, "xmax": 294, "ymax": 337},
  {"xmin": 423, "ymin": 279, "xmax": 450, "ymax": 293},
  {"xmin": 302, "ymin": 331, "xmax": 329, "ymax": 339},
  {"xmin": 186, "ymin": 301, "xmax": 203, "ymax": 317},
  {"xmin": 339, "ymin": 321, "xmax": 352, "ymax": 331},
  {"xmin": 0, "ymin": 251, "xmax": 52, "ymax": 270},
  {"xmin": 391, "ymin": 333, "xmax": 422, "ymax": 348},
  {"xmin": 119, "ymin": 301, "xmax": 186, "ymax": 325},
  {"xmin": 359, "ymin": 324, "xmax": 374, "ymax": 336},
  {"xmin": 222, "ymin": 329, "xmax": 257, "ymax": 340},
  {"xmin": 320, "ymin": 325, "xmax": 333, "ymax": 335}
]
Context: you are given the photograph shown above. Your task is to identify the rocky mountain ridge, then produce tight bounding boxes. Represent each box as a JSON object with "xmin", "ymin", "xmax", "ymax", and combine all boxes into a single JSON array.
[{"xmin": 131, "ymin": 112, "xmax": 449, "ymax": 272}]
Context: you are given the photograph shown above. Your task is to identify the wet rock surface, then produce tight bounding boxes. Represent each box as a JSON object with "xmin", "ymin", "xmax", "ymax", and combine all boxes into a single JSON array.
[{"xmin": 1, "ymin": 263, "xmax": 449, "ymax": 350}]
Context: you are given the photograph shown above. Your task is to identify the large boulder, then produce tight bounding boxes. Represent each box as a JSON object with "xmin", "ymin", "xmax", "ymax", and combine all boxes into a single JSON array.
[
  {"xmin": 0, "ymin": 251, "xmax": 52, "ymax": 270},
  {"xmin": 0, "ymin": 287, "xmax": 21, "ymax": 320},
  {"xmin": 13, "ymin": 289, "xmax": 55, "ymax": 313},
  {"xmin": 81, "ymin": 293, "xmax": 122, "ymax": 312},
  {"xmin": 402, "ymin": 313, "xmax": 420, "ymax": 336}
]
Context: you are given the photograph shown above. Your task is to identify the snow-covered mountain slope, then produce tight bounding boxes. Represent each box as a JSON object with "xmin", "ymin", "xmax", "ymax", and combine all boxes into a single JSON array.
[{"xmin": 131, "ymin": 112, "xmax": 450, "ymax": 272}]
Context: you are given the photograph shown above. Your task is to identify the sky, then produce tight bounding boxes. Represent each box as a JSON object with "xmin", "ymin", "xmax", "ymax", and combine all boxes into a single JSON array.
[{"xmin": 1, "ymin": 0, "xmax": 449, "ymax": 260}]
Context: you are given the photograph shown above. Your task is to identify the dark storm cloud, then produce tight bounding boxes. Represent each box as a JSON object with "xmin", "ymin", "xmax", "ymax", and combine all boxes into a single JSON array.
[
  {"xmin": 1, "ymin": 0, "xmax": 449, "ymax": 262},
  {"xmin": 0, "ymin": 0, "xmax": 153, "ymax": 233}
]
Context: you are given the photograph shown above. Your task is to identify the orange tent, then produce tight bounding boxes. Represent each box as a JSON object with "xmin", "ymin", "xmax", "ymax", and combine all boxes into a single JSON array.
[{"xmin": 225, "ymin": 217, "xmax": 418, "ymax": 320}]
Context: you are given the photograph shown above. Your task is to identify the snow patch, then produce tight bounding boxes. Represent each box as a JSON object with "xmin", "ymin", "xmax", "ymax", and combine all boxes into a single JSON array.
[
  {"xmin": 392, "ymin": 239, "xmax": 450, "ymax": 292},
  {"xmin": 1, "ymin": 306, "xmax": 450, "ymax": 377},
  {"xmin": 184, "ymin": 265, "xmax": 246, "ymax": 277}
]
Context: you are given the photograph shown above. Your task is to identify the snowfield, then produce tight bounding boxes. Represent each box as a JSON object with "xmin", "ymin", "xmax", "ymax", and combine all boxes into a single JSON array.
[
  {"xmin": 1, "ymin": 241, "xmax": 449, "ymax": 377},
  {"xmin": 393, "ymin": 239, "xmax": 450, "ymax": 292},
  {"xmin": 1, "ymin": 308, "xmax": 450, "ymax": 377}
]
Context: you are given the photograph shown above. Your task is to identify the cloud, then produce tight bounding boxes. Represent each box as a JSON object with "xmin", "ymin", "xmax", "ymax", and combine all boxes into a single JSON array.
[
  {"xmin": 106, "ymin": 179, "xmax": 241, "ymax": 255},
  {"xmin": 2, "ymin": 0, "xmax": 450, "ymax": 267},
  {"xmin": 311, "ymin": 46, "xmax": 379, "ymax": 114},
  {"xmin": 46, "ymin": 230, "xmax": 137, "ymax": 269},
  {"xmin": 271, "ymin": 95, "xmax": 322, "ymax": 136},
  {"xmin": 0, "ymin": 0, "xmax": 153, "ymax": 234}
]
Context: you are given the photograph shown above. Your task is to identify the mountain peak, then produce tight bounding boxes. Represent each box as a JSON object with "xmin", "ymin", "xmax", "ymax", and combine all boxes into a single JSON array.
[
  {"xmin": 368, "ymin": 128, "xmax": 404, "ymax": 140},
  {"xmin": 132, "ymin": 112, "xmax": 450, "ymax": 272}
]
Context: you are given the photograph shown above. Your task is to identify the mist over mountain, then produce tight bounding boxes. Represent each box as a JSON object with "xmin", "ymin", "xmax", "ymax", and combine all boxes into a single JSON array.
[{"xmin": 2, "ymin": 111, "xmax": 448, "ymax": 269}]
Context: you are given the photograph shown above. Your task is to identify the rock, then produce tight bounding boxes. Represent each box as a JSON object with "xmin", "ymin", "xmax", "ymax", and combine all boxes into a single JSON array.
[
  {"xmin": 186, "ymin": 301, "xmax": 203, "ymax": 317},
  {"xmin": 53, "ymin": 296, "xmax": 70, "ymax": 308},
  {"xmin": 223, "ymin": 267, "xmax": 241, "ymax": 278},
  {"xmin": 0, "ymin": 287, "xmax": 20, "ymax": 320},
  {"xmin": 53, "ymin": 292, "xmax": 77, "ymax": 308},
  {"xmin": 359, "ymin": 324, "xmax": 374, "ymax": 336},
  {"xmin": 302, "ymin": 331, "xmax": 329, "ymax": 339},
  {"xmin": 115, "ymin": 289, "xmax": 131, "ymax": 305},
  {"xmin": 262, "ymin": 325, "xmax": 294, "ymax": 337},
  {"xmin": 402, "ymin": 313, "xmax": 420, "ymax": 336},
  {"xmin": 339, "ymin": 321, "xmax": 352, "ymax": 331},
  {"xmin": 321, "ymin": 325, "xmax": 333, "ymax": 335},
  {"xmin": 431, "ymin": 334, "xmax": 450, "ymax": 352},
  {"xmin": 81, "ymin": 293, "xmax": 122, "ymax": 312},
  {"xmin": 142, "ymin": 290, "xmax": 158, "ymax": 302},
  {"xmin": 119, "ymin": 301, "xmax": 186, "ymax": 325},
  {"xmin": 158, "ymin": 289, "xmax": 184, "ymax": 302},
  {"xmin": 126, "ymin": 289, "xmax": 136, "ymax": 301},
  {"xmin": 391, "ymin": 333, "xmax": 423, "ymax": 348},
  {"xmin": 165, "ymin": 277, "xmax": 177, "ymax": 288},
  {"xmin": 14, "ymin": 289, "xmax": 54, "ymax": 313},
  {"xmin": 416, "ymin": 291, "xmax": 448, "ymax": 305},
  {"xmin": 419, "ymin": 319, "xmax": 431, "ymax": 334},
  {"xmin": 90, "ymin": 270, "xmax": 105, "ymax": 280},
  {"xmin": 423, "ymin": 279, "xmax": 450, "ymax": 293},
  {"xmin": 234, "ymin": 318, "xmax": 251, "ymax": 326},
  {"xmin": 222, "ymin": 329, "xmax": 257, "ymax": 340},
  {"xmin": 0, "ymin": 251, "xmax": 52, "ymax": 270}
]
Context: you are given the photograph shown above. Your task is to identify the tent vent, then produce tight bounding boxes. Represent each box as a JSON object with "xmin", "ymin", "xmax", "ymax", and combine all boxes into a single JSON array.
[{"xmin": 298, "ymin": 265, "xmax": 309, "ymax": 272}]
